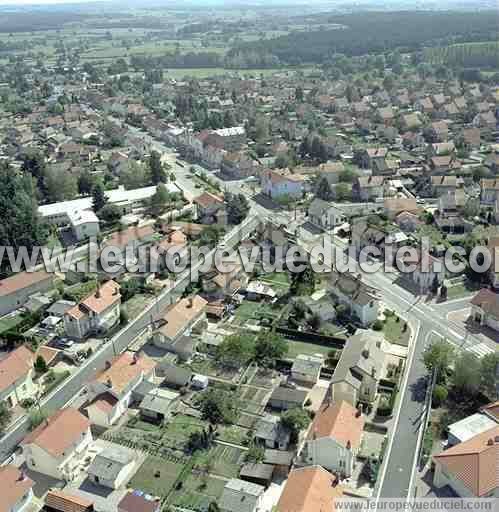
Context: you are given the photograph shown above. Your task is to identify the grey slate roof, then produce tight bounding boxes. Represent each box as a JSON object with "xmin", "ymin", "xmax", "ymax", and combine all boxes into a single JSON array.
[
  {"xmin": 331, "ymin": 329, "xmax": 385, "ymax": 389},
  {"xmin": 88, "ymin": 446, "xmax": 135, "ymax": 481},
  {"xmin": 219, "ymin": 478, "xmax": 265, "ymax": 512}
]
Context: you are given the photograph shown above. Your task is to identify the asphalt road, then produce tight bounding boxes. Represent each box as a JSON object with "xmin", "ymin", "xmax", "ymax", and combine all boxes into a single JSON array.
[{"xmin": 0, "ymin": 214, "xmax": 259, "ymax": 461}]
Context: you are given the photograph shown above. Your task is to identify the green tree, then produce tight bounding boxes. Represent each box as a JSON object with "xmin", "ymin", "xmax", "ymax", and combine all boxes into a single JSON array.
[
  {"xmin": 45, "ymin": 167, "xmax": 78, "ymax": 202},
  {"xmin": 422, "ymin": 338, "xmax": 454, "ymax": 381},
  {"xmin": 335, "ymin": 182, "xmax": 351, "ymax": 201},
  {"xmin": 28, "ymin": 408, "xmax": 47, "ymax": 430},
  {"xmin": 480, "ymin": 353, "xmax": 499, "ymax": 400},
  {"xmin": 150, "ymin": 184, "xmax": 171, "ymax": 216},
  {"xmin": 198, "ymin": 389, "xmax": 239, "ymax": 425},
  {"xmin": 254, "ymin": 332, "xmax": 288, "ymax": 367},
  {"xmin": 225, "ymin": 192, "xmax": 249, "ymax": 225},
  {"xmin": 451, "ymin": 352, "xmax": 481, "ymax": 396},
  {"xmin": 149, "ymin": 150, "xmax": 164, "ymax": 184},
  {"xmin": 0, "ymin": 401, "xmax": 13, "ymax": 432},
  {"xmin": 91, "ymin": 181, "xmax": 108, "ymax": 213},
  {"xmin": 432, "ymin": 384, "xmax": 448, "ymax": 407},
  {"xmin": 215, "ymin": 333, "xmax": 255, "ymax": 367},
  {"xmin": 290, "ymin": 260, "xmax": 315, "ymax": 296},
  {"xmin": 0, "ymin": 163, "xmax": 48, "ymax": 275},
  {"xmin": 120, "ymin": 161, "xmax": 150, "ymax": 189},
  {"xmin": 98, "ymin": 203, "xmax": 121, "ymax": 223},
  {"xmin": 315, "ymin": 176, "xmax": 334, "ymax": 201},
  {"xmin": 34, "ymin": 355, "xmax": 48, "ymax": 374},
  {"xmin": 199, "ymin": 226, "xmax": 223, "ymax": 248},
  {"xmin": 281, "ymin": 408, "xmax": 310, "ymax": 443},
  {"xmin": 78, "ymin": 169, "xmax": 97, "ymax": 195}
]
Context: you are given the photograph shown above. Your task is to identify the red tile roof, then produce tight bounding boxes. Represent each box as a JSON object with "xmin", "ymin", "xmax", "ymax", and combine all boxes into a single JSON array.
[
  {"xmin": 0, "ymin": 270, "xmax": 52, "ymax": 297},
  {"xmin": 434, "ymin": 426, "xmax": 499, "ymax": 497},
  {"xmin": 0, "ymin": 345, "xmax": 33, "ymax": 392},
  {"xmin": 0, "ymin": 465, "xmax": 33, "ymax": 512},
  {"xmin": 307, "ymin": 400, "xmax": 365, "ymax": 450},
  {"xmin": 22, "ymin": 407, "xmax": 90, "ymax": 458}
]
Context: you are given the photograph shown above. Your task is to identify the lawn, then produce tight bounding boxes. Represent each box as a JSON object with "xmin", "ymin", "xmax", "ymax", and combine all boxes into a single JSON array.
[
  {"xmin": 0, "ymin": 312, "xmax": 25, "ymax": 334},
  {"xmin": 129, "ymin": 455, "xmax": 185, "ymax": 498},
  {"xmin": 238, "ymin": 386, "xmax": 269, "ymax": 414},
  {"xmin": 446, "ymin": 280, "xmax": 481, "ymax": 300},
  {"xmin": 285, "ymin": 339, "xmax": 334, "ymax": 359},
  {"xmin": 382, "ymin": 314, "xmax": 411, "ymax": 347},
  {"xmin": 162, "ymin": 414, "xmax": 206, "ymax": 447},
  {"xmin": 196, "ymin": 444, "xmax": 245, "ymax": 479},
  {"xmin": 217, "ymin": 425, "xmax": 250, "ymax": 446},
  {"xmin": 260, "ymin": 272, "xmax": 291, "ymax": 290},
  {"xmin": 169, "ymin": 473, "xmax": 226, "ymax": 511},
  {"xmin": 123, "ymin": 293, "xmax": 155, "ymax": 318}
]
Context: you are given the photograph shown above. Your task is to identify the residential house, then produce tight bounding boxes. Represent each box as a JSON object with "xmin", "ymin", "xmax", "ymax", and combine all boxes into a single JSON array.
[
  {"xmin": 470, "ymin": 289, "xmax": 499, "ymax": 332},
  {"xmin": 152, "ymin": 295, "xmax": 207, "ymax": 356},
  {"xmin": 481, "ymin": 179, "xmax": 499, "ymax": 205},
  {"xmin": 399, "ymin": 113, "xmax": 422, "ymax": 132},
  {"xmin": 221, "ymin": 151, "xmax": 260, "ymax": 179},
  {"xmin": 394, "ymin": 211, "xmax": 423, "ymax": 233},
  {"xmin": 308, "ymin": 199, "xmax": 347, "ymax": 231},
  {"xmin": 291, "ymin": 354, "xmax": 324, "ymax": 385},
  {"xmin": 447, "ymin": 413, "xmax": 498, "ymax": 447},
  {"xmin": 193, "ymin": 192, "xmax": 225, "ymax": 224},
  {"xmin": 139, "ymin": 388, "xmax": 179, "ymax": 423},
  {"xmin": 355, "ymin": 148, "xmax": 388, "ymax": 170},
  {"xmin": 158, "ymin": 362, "xmax": 193, "ymax": 389},
  {"xmin": 316, "ymin": 161, "xmax": 347, "ymax": 185},
  {"xmin": 461, "ymin": 128, "xmax": 481, "ymax": 150},
  {"xmin": 400, "ymin": 252, "xmax": 445, "ymax": 293},
  {"xmin": 268, "ymin": 387, "xmax": 309, "ymax": 411},
  {"xmin": 330, "ymin": 329, "xmax": 386, "ymax": 406},
  {"xmin": 254, "ymin": 414, "xmax": 290, "ymax": 450},
  {"xmin": 473, "ymin": 111, "xmax": 496, "ymax": 131},
  {"xmin": 430, "ymin": 155, "xmax": 460, "ymax": 174},
  {"xmin": 329, "ymin": 271, "xmax": 380, "ymax": 327},
  {"xmin": 428, "ymin": 142, "xmax": 455, "ymax": 157},
  {"xmin": 219, "ymin": 478, "xmax": 265, "ymax": 512},
  {"xmin": 0, "ymin": 345, "xmax": 36, "ymax": 410},
  {"xmin": 201, "ymin": 262, "xmax": 248, "ymax": 300},
  {"xmin": 85, "ymin": 351, "xmax": 157, "ymax": 428},
  {"xmin": 324, "ymin": 136, "xmax": 351, "ymax": 159},
  {"xmin": 67, "ymin": 209, "xmax": 100, "ymax": 242},
  {"xmin": 0, "ymin": 465, "xmax": 34, "ymax": 512},
  {"xmin": 431, "ymin": 176, "xmax": 460, "ymax": 197},
  {"xmin": 239, "ymin": 464, "xmax": 274, "ymax": 488},
  {"xmin": 64, "ymin": 280, "xmax": 121, "ymax": 339},
  {"xmin": 87, "ymin": 445, "xmax": 137, "ymax": 489},
  {"xmin": 276, "ymin": 466, "xmax": 343, "ymax": 512},
  {"xmin": 0, "ymin": 270, "xmax": 54, "ymax": 316},
  {"xmin": 428, "ymin": 121, "xmax": 449, "ymax": 142},
  {"xmin": 354, "ymin": 176, "xmax": 384, "ymax": 202},
  {"xmin": 433, "ymin": 426, "xmax": 499, "ymax": 497},
  {"xmin": 383, "ymin": 198, "xmax": 420, "ymax": 220},
  {"xmin": 261, "ymin": 169, "xmax": 306, "ymax": 200},
  {"xmin": 300, "ymin": 400, "xmax": 364, "ymax": 477},
  {"xmin": 22, "ymin": 407, "xmax": 93, "ymax": 480}
]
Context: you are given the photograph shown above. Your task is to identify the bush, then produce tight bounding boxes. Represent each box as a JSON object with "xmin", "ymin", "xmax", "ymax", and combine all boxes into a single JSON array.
[
  {"xmin": 432, "ymin": 385, "xmax": 448, "ymax": 407},
  {"xmin": 20, "ymin": 398, "xmax": 35, "ymax": 409},
  {"xmin": 373, "ymin": 319, "xmax": 384, "ymax": 331}
]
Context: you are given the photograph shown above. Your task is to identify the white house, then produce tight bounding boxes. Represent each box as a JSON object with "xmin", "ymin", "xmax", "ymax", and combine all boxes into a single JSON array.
[
  {"xmin": 330, "ymin": 330, "xmax": 386, "ymax": 406},
  {"xmin": 308, "ymin": 199, "xmax": 346, "ymax": 231},
  {"xmin": 329, "ymin": 271, "xmax": 380, "ymax": 327},
  {"xmin": 64, "ymin": 280, "xmax": 121, "ymax": 339},
  {"xmin": 22, "ymin": 407, "xmax": 93, "ymax": 480},
  {"xmin": 219, "ymin": 478, "xmax": 265, "ymax": 512},
  {"xmin": 300, "ymin": 400, "xmax": 365, "ymax": 478},
  {"xmin": 85, "ymin": 351, "xmax": 156, "ymax": 428},
  {"xmin": 0, "ymin": 270, "xmax": 54, "ymax": 316},
  {"xmin": 261, "ymin": 169, "xmax": 305, "ymax": 200},
  {"xmin": 447, "ymin": 413, "xmax": 498, "ymax": 446},
  {"xmin": 87, "ymin": 444, "xmax": 137, "ymax": 489},
  {"xmin": 0, "ymin": 465, "xmax": 34, "ymax": 512},
  {"xmin": 0, "ymin": 345, "xmax": 37, "ymax": 409},
  {"xmin": 470, "ymin": 289, "xmax": 499, "ymax": 332},
  {"xmin": 67, "ymin": 209, "xmax": 100, "ymax": 242},
  {"xmin": 153, "ymin": 295, "xmax": 207, "ymax": 353},
  {"xmin": 433, "ymin": 426, "xmax": 499, "ymax": 497}
]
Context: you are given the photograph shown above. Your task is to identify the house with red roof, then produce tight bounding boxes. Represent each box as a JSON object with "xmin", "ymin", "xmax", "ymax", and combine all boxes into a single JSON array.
[
  {"xmin": 0, "ymin": 345, "xmax": 36, "ymax": 409},
  {"xmin": 64, "ymin": 280, "xmax": 121, "ymax": 339},
  {"xmin": 299, "ymin": 400, "xmax": 365, "ymax": 477},
  {"xmin": 0, "ymin": 465, "xmax": 34, "ymax": 512},
  {"xmin": 22, "ymin": 407, "xmax": 92, "ymax": 480},
  {"xmin": 433, "ymin": 426, "xmax": 499, "ymax": 497}
]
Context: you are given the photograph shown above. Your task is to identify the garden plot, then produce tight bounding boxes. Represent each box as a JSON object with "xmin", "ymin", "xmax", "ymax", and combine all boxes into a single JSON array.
[{"xmin": 129, "ymin": 455, "xmax": 185, "ymax": 498}]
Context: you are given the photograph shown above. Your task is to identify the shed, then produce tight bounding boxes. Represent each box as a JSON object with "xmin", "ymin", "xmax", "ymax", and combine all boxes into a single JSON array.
[
  {"xmin": 87, "ymin": 445, "xmax": 137, "ymax": 489},
  {"xmin": 239, "ymin": 463, "xmax": 274, "ymax": 487},
  {"xmin": 140, "ymin": 388, "xmax": 179, "ymax": 423},
  {"xmin": 192, "ymin": 374, "xmax": 209, "ymax": 390}
]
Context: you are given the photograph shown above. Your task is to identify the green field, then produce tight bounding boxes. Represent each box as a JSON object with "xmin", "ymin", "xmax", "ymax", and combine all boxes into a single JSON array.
[
  {"xmin": 169, "ymin": 473, "xmax": 226, "ymax": 511},
  {"xmin": 129, "ymin": 455, "xmax": 185, "ymax": 497},
  {"xmin": 196, "ymin": 444, "xmax": 245, "ymax": 479},
  {"xmin": 0, "ymin": 312, "xmax": 25, "ymax": 334},
  {"xmin": 285, "ymin": 338, "xmax": 334, "ymax": 359},
  {"xmin": 383, "ymin": 314, "xmax": 411, "ymax": 347}
]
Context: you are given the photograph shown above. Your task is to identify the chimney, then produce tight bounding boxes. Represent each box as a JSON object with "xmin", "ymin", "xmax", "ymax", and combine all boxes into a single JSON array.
[
  {"xmin": 487, "ymin": 438, "xmax": 494, "ymax": 446},
  {"xmin": 95, "ymin": 287, "xmax": 101, "ymax": 299},
  {"xmin": 132, "ymin": 352, "xmax": 139, "ymax": 364},
  {"xmin": 346, "ymin": 440, "xmax": 351, "ymax": 450},
  {"xmin": 371, "ymin": 367, "xmax": 377, "ymax": 378},
  {"xmin": 355, "ymin": 407, "xmax": 362, "ymax": 418},
  {"xmin": 106, "ymin": 377, "xmax": 113, "ymax": 388},
  {"xmin": 105, "ymin": 360, "xmax": 112, "ymax": 370},
  {"xmin": 18, "ymin": 470, "xmax": 27, "ymax": 482},
  {"xmin": 187, "ymin": 297, "xmax": 193, "ymax": 308},
  {"xmin": 362, "ymin": 349, "xmax": 370, "ymax": 359}
]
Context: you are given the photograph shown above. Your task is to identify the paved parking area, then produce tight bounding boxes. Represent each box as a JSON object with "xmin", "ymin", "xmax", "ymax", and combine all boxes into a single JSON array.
[{"xmin": 359, "ymin": 431, "xmax": 386, "ymax": 461}]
